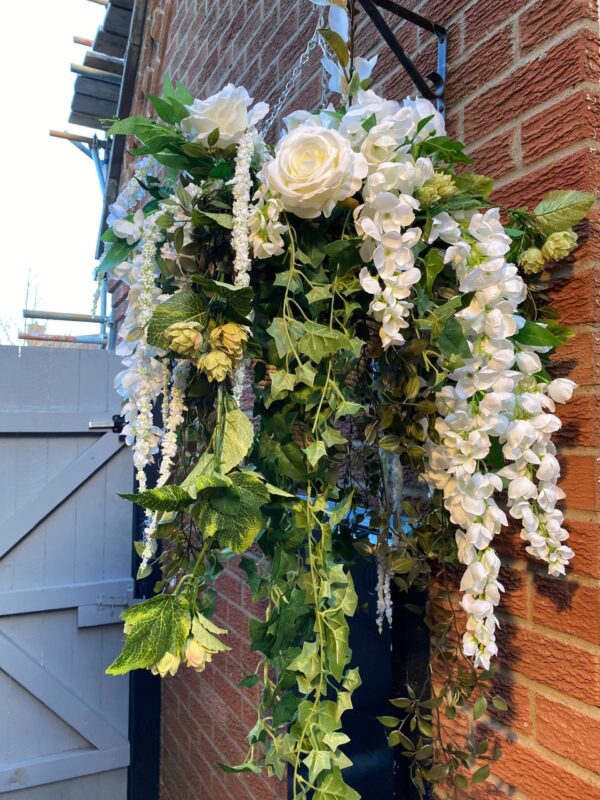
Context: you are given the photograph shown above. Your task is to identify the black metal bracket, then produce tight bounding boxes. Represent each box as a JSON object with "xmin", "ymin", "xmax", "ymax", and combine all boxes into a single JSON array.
[{"xmin": 356, "ymin": 0, "xmax": 447, "ymax": 116}]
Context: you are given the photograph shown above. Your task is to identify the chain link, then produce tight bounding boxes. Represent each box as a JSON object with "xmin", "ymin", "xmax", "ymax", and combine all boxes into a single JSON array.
[{"xmin": 261, "ymin": 10, "xmax": 327, "ymax": 136}]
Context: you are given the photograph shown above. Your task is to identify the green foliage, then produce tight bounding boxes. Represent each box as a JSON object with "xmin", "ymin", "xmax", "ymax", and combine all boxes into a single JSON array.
[
  {"xmin": 194, "ymin": 472, "xmax": 269, "ymax": 552},
  {"xmin": 533, "ymin": 189, "xmax": 595, "ymax": 236},
  {"xmin": 147, "ymin": 290, "xmax": 206, "ymax": 348},
  {"xmin": 106, "ymin": 595, "xmax": 190, "ymax": 675},
  {"xmin": 120, "ymin": 485, "xmax": 193, "ymax": 511}
]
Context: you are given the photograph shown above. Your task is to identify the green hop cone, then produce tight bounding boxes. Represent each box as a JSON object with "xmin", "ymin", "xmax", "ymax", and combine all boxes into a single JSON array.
[
  {"xmin": 518, "ymin": 247, "xmax": 546, "ymax": 275},
  {"xmin": 416, "ymin": 173, "xmax": 458, "ymax": 207},
  {"xmin": 541, "ymin": 230, "xmax": 578, "ymax": 262},
  {"xmin": 197, "ymin": 349, "xmax": 232, "ymax": 382},
  {"xmin": 209, "ymin": 322, "xmax": 248, "ymax": 360},
  {"xmin": 165, "ymin": 320, "xmax": 204, "ymax": 356}
]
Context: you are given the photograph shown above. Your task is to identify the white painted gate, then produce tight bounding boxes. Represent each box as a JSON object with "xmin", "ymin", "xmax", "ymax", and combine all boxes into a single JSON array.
[{"xmin": 0, "ymin": 346, "xmax": 133, "ymax": 799}]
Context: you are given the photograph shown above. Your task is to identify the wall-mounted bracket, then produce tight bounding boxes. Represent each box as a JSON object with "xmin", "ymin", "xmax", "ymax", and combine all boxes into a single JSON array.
[{"xmin": 356, "ymin": 0, "xmax": 447, "ymax": 116}]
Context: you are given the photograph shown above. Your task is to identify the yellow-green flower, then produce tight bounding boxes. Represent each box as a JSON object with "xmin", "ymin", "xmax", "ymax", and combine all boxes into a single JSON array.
[
  {"xmin": 184, "ymin": 614, "xmax": 230, "ymax": 673},
  {"xmin": 165, "ymin": 320, "xmax": 203, "ymax": 356},
  {"xmin": 197, "ymin": 349, "xmax": 232, "ymax": 382},
  {"xmin": 209, "ymin": 322, "xmax": 248, "ymax": 360},
  {"xmin": 518, "ymin": 247, "xmax": 545, "ymax": 275},
  {"xmin": 416, "ymin": 173, "xmax": 457, "ymax": 207},
  {"xmin": 541, "ymin": 230, "xmax": 578, "ymax": 262},
  {"xmin": 150, "ymin": 651, "xmax": 180, "ymax": 678}
]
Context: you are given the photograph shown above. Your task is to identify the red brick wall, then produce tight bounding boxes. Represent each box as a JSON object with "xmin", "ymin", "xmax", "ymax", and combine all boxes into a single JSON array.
[{"xmin": 125, "ymin": 1, "xmax": 600, "ymax": 798}]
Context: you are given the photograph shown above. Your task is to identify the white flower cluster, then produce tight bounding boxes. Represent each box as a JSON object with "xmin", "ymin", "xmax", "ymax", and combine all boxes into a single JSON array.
[
  {"xmin": 424, "ymin": 208, "xmax": 575, "ymax": 669},
  {"xmin": 106, "ymin": 157, "xmax": 156, "ymax": 235},
  {"xmin": 114, "ymin": 217, "xmax": 166, "ymax": 492},
  {"xmin": 231, "ymin": 130, "xmax": 257, "ymax": 287},
  {"xmin": 350, "ymin": 94, "xmax": 443, "ymax": 348}
]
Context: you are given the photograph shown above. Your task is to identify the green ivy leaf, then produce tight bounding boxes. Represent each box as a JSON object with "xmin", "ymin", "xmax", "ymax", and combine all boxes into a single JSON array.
[
  {"xmin": 120, "ymin": 485, "xmax": 193, "ymax": 512},
  {"xmin": 313, "ymin": 767, "xmax": 360, "ymax": 800},
  {"xmin": 219, "ymin": 762, "xmax": 262, "ymax": 774},
  {"xmin": 304, "ymin": 440, "xmax": 328, "ymax": 468},
  {"xmin": 533, "ymin": 189, "xmax": 595, "ymax": 236},
  {"xmin": 162, "ymin": 74, "xmax": 193, "ymax": 105},
  {"xmin": 492, "ymin": 695, "xmax": 508, "ymax": 711},
  {"xmin": 304, "ymin": 750, "xmax": 332, "ymax": 783},
  {"xmin": 298, "ymin": 322, "xmax": 351, "ymax": 363},
  {"xmin": 306, "ymin": 284, "xmax": 333, "ymax": 305},
  {"xmin": 267, "ymin": 317, "xmax": 306, "ymax": 360},
  {"xmin": 271, "ymin": 369, "xmax": 296, "ymax": 400},
  {"xmin": 106, "ymin": 594, "xmax": 191, "ymax": 675},
  {"xmin": 329, "ymin": 491, "xmax": 353, "ymax": 526},
  {"xmin": 147, "ymin": 290, "xmax": 206, "ymax": 348}
]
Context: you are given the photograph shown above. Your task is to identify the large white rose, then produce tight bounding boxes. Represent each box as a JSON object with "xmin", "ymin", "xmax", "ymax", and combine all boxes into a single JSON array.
[
  {"xmin": 261, "ymin": 125, "xmax": 368, "ymax": 219},
  {"xmin": 180, "ymin": 84, "xmax": 269, "ymax": 148}
]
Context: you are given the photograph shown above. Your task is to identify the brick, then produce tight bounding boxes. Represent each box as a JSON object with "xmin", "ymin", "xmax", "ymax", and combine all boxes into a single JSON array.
[
  {"xmin": 519, "ymin": 0, "xmax": 598, "ymax": 55},
  {"xmin": 464, "ymin": 31, "xmax": 600, "ymax": 143},
  {"xmin": 498, "ymin": 563, "xmax": 530, "ymax": 619},
  {"xmin": 464, "ymin": 0, "xmax": 523, "ymax": 48},
  {"xmin": 493, "ymin": 149, "xmax": 600, "ymax": 209},
  {"xmin": 467, "ymin": 128, "xmax": 517, "ymax": 178},
  {"xmin": 559, "ymin": 455, "xmax": 600, "ymax": 512},
  {"xmin": 550, "ymin": 330, "xmax": 600, "ymax": 387},
  {"xmin": 533, "ymin": 573, "xmax": 600, "ymax": 644},
  {"xmin": 447, "ymin": 25, "xmax": 514, "ymax": 106},
  {"xmin": 486, "ymin": 729, "xmax": 600, "ymax": 800},
  {"xmin": 549, "ymin": 270, "xmax": 600, "ymax": 327},
  {"xmin": 489, "ymin": 671, "xmax": 533, "ymax": 735},
  {"xmin": 555, "ymin": 393, "xmax": 600, "ymax": 448},
  {"xmin": 535, "ymin": 693, "xmax": 600, "ymax": 774},
  {"xmin": 565, "ymin": 519, "xmax": 600, "ymax": 579},
  {"xmin": 497, "ymin": 622, "xmax": 600, "ymax": 704},
  {"xmin": 522, "ymin": 90, "xmax": 600, "ymax": 164}
]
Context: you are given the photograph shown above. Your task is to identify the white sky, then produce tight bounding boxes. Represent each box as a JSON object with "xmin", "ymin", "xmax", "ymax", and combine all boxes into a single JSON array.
[{"xmin": 0, "ymin": 0, "xmax": 107, "ymax": 342}]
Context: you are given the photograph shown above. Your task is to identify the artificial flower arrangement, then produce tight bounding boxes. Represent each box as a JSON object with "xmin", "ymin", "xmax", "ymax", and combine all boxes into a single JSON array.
[{"xmin": 100, "ymin": 1, "xmax": 594, "ymax": 795}]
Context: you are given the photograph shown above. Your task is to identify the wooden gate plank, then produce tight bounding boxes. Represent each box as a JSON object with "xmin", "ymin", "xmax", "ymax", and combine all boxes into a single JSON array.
[
  {"xmin": 0, "ymin": 632, "xmax": 128, "ymax": 751},
  {"xmin": 0, "ymin": 411, "xmax": 101, "ymax": 434},
  {"xmin": 0, "ymin": 746, "xmax": 130, "ymax": 793},
  {"xmin": 0, "ymin": 579, "xmax": 133, "ymax": 617},
  {"xmin": 0, "ymin": 433, "xmax": 124, "ymax": 558}
]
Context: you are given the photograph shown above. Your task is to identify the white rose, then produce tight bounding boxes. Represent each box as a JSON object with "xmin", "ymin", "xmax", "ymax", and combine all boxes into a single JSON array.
[
  {"xmin": 261, "ymin": 125, "xmax": 368, "ymax": 219},
  {"xmin": 180, "ymin": 83, "xmax": 269, "ymax": 148}
]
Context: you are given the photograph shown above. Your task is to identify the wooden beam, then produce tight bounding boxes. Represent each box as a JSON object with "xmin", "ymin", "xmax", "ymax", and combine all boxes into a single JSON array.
[
  {"xmin": 0, "ymin": 631, "xmax": 129, "ymax": 751},
  {"xmin": 84, "ymin": 51, "xmax": 123, "ymax": 75},
  {"xmin": 0, "ymin": 410, "xmax": 106, "ymax": 433},
  {"xmin": 72, "ymin": 92, "xmax": 118, "ymax": 119},
  {"xmin": 94, "ymin": 27, "xmax": 127, "ymax": 58},
  {"xmin": 75, "ymin": 75, "xmax": 120, "ymax": 102},
  {"xmin": 105, "ymin": 4, "xmax": 132, "ymax": 37},
  {"xmin": 73, "ymin": 35, "xmax": 93, "ymax": 46},
  {"xmin": 0, "ymin": 746, "xmax": 130, "ymax": 793},
  {"xmin": 0, "ymin": 579, "xmax": 133, "ymax": 617},
  {"xmin": 68, "ymin": 110, "xmax": 108, "ymax": 130},
  {"xmin": 0, "ymin": 433, "xmax": 123, "ymax": 558},
  {"xmin": 71, "ymin": 62, "xmax": 121, "ymax": 85}
]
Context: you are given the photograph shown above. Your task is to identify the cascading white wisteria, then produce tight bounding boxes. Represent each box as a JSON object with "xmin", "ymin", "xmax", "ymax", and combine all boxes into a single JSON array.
[
  {"xmin": 141, "ymin": 360, "xmax": 191, "ymax": 567},
  {"xmin": 424, "ymin": 208, "xmax": 575, "ymax": 669},
  {"xmin": 341, "ymin": 92, "xmax": 444, "ymax": 348}
]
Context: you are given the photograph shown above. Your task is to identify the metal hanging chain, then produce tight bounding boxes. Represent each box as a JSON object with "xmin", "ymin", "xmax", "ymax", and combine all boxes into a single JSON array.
[{"xmin": 261, "ymin": 10, "xmax": 327, "ymax": 136}]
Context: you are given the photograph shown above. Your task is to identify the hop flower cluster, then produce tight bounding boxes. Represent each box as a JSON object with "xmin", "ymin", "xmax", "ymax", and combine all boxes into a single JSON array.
[{"xmin": 424, "ymin": 208, "xmax": 575, "ymax": 669}]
